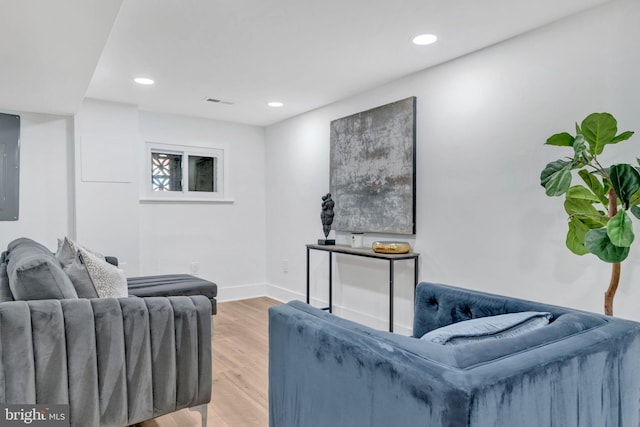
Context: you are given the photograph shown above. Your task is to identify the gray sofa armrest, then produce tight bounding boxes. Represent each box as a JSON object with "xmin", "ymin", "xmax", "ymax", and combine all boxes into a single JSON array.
[{"xmin": 0, "ymin": 295, "xmax": 212, "ymax": 427}]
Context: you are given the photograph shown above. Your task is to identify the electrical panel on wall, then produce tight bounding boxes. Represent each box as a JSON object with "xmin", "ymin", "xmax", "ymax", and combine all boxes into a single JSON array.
[{"xmin": 0, "ymin": 112, "xmax": 20, "ymax": 221}]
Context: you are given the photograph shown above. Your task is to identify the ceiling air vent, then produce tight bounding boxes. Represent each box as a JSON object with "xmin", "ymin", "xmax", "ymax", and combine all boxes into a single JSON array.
[{"xmin": 203, "ymin": 97, "xmax": 234, "ymax": 105}]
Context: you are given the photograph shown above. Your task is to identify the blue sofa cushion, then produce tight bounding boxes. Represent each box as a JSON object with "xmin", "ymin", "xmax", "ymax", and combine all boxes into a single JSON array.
[{"xmin": 420, "ymin": 311, "xmax": 552, "ymax": 345}]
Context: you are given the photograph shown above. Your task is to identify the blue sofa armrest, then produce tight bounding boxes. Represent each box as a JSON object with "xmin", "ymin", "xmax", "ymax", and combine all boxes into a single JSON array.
[
  {"xmin": 269, "ymin": 301, "xmax": 471, "ymax": 427},
  {"xmin": 269, "ymin": 284, "xmax": 640, "ymax": 427}
]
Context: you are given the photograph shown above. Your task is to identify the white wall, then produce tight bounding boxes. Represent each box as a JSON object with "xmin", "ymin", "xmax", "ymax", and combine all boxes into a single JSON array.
[
  {"xmin": 73, "ymin": 99, "xmax": 141, "ymax": 274},
  {"xmin": 138, "ymin": 111, "xmax": 267, "ymax": 299},
  {"xmin": 72, "ymin": 102, "xmax": 267, "ymax": 298},
  {"xmin": 0, "ymin": 112, "xmax": 73, "ymax": 250},
  {"xmin": 0, "ymin": 98, "xmax": 267, "ymax": 301},
  {"xmin": 264, "ymin": 0, "xmax": 640, "ymax": 331}
]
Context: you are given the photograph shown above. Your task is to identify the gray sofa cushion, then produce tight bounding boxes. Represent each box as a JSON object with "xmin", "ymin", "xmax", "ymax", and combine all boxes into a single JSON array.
[
  {"xmin": 0, "ymin": 251, "xmax": 14, "ymax": 302},
  {"xmin": 127, "ymin": 274, "xmax": 218, "ymax": 314},
  {"xmin": 7, "ymin": 237, "xmax": 51, "ymax": 253},
  {"xmin": 6, "ymin": 238, "xmax": 77, "ymax": 301}
]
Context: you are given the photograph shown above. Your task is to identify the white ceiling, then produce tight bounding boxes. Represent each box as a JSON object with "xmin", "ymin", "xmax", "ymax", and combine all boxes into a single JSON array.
[
  {"xmin": 0, "ymin": 0, "xmax": 123, "ymax": 116},
  {"xmin": 1, "ymin": 0, "xmax": 613, "ymax": 127}
]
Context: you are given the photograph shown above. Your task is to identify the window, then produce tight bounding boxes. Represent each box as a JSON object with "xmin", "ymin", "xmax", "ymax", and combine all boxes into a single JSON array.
[
  {"xmin": 144, "ymin": 142, "xmax": 225, "ymax": 201},
  {"xmin": 188, "ymin": 155, "xmax": 217, "ymax": 192},
  {"xmin": 152, "ymin": 152, "xmax": 183, "ymax": 191}
]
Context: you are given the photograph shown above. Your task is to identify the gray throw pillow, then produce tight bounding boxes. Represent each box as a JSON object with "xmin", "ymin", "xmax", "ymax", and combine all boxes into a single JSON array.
[
  {"xmin": 55, "ymin": 236, "xmax": 76, "ymax": 267},
  {"xmin": 56, "ymin": 237, "xmax": 99, "ymax": 299},
  {"xmin": 420, "ymin": 311, "xmax": 552, "ymax": 345}
]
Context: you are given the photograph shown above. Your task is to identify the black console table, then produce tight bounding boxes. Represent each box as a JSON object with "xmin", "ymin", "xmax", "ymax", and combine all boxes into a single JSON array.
[{"xmin": 306, "ymin": 244, "xmax": 420, "ymax": 332}]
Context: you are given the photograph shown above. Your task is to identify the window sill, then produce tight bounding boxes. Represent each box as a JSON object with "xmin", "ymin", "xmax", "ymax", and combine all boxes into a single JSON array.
[{"xmin": 140, "ymin": 197, "xmax": 235, "ymax": 204}]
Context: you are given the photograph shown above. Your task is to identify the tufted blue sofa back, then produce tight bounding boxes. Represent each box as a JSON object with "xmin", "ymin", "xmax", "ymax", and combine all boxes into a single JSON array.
[{"xmin": 413, "ymin": 282, "xmax": 580, "ymax": 338}]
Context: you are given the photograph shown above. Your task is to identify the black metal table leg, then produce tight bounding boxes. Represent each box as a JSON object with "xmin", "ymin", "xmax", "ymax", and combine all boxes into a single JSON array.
[
  {"xmin": 329, "ymin": 251, "xmax": 333, "ymax": 313},
  {"xmin": 389, "ymin": 259, "xmax": 394, "ymax": 332},
  {"xmin": 306, "ymin": 244, "xmax": 419, "ymax": 331},
  {"xmin": 306, "ymin": 246, "xmax": 310, "ymax": 304}
]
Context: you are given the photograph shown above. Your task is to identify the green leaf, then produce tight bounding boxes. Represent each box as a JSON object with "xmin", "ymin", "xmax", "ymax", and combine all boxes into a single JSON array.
[
  {"xmin": 572, "ymin": 135, "xmax": 588, "ymax": 166},
  {"xmin": 566, "ymin": 186, "xmax": 600, "ymax": 202},
  {"xmin": 611, "ymin": 130, "xmax": 634, "ymax": 144},
  {"xmin": 631, "ymin": 205, "xmax": 640, "ymax": 220},
  {"xmin": 564, "ymin": 198, "xmax": 609, "ymax": 228},
  {"xmin": 629, "ymin": 187, "xmax": 640, "ymax": 207},
  {"xmin": 572, "ymin": 134, "xmax": 586, "ymax": 154},
  {"xmin": 541, "ymin": 160, "xmax": 572, "ymax": 196},
  {"xmin": 546, "ymin": 132, "xmax": 574, "ymax": 147},
  {"xmin": 607, "ymin": 210, "xmax": 634, "ymax": 247},
  {"xmin": 541, "ymin": 160, "xmax": 570, "ymax": 185},
  {"xmin": 575, "ymin": 122, "xmax": 582, "ymax": 135},
  {"xmin": 564, "ymin": 197, "xmax": 599, "ymax": 217},
  {"xmin": 566, "ymin": 218, "xmax": 590, "ymax": 255},
  {"xmin": 609, "ymin": 164, "xmax": 640, "ymax": 209},
  {"xmin": 545, "ymin": 169, "xmax": 572, "ymax": 197},
  {"xmin": 581, "ymin": 112, "xmax": 618, "ymax": 155},
  {"xmin": 578, "ymin": 170, "xmax": 608, "ymax": 205},
  {"xmin": 584, "ymin": 228, "xmax": 630, "ymax": 263}
]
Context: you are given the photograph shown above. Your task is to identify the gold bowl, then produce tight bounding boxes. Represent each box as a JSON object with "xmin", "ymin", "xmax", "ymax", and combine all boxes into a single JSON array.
[{"xmin": 371, "ymin": 241, "xmax": 411, "ymax": 254}]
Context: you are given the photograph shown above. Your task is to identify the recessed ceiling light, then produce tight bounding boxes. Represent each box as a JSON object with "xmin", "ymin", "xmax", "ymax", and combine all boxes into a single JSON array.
[
  {"xmin": 412, "ymin": 34, "xmax": 438, "ymax": 46},
  {"xmin": 268, "ymin": 101, "xmax": 284, "ymax": 108},
  {"xmin": 134, "ymin": 77, "xmax": 155, "ymax": 85}
]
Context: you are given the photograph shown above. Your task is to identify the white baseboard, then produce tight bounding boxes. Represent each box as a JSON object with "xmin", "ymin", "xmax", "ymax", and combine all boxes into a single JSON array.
[
  {"xmin": 263, "ymin": 282, "xmax": 412, "ymax": 335},
  {"xmin": 331, "ymin": 304, "xmax": 412, "ymax": 336},
  {"xmin": 264, "ymin": 282, "xmax": 302, "ymax": 303},
  {"xmin": 217, "ymin": 282, "xmax": 268, "ymax": 302},
  {"xmin": 217, "ymin": 282, "xmax": 412, "ymax": 335}
]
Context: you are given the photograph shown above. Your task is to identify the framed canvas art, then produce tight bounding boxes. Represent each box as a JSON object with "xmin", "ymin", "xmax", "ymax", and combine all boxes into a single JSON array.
[{"xmin": 330, "ymin": 97, "xmax": 416, "ymax": 235}]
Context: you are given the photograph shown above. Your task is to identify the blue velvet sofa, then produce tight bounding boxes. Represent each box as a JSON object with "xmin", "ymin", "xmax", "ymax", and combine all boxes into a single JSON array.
[{"xmin": 269, "ymin": 282, "xmax": 640, "ymax": 427}]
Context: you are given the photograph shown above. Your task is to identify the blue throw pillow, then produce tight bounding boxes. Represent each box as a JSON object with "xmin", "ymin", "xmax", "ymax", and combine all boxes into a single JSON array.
[{"xmin": 420, "ymin": 311, "xmax": 552, "ymax": 345}]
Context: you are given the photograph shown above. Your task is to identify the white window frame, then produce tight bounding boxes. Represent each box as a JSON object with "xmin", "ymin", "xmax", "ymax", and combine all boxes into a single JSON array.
[{"xmin": 141, "ymin": 142, "xmax": 232, "ymax": 203}]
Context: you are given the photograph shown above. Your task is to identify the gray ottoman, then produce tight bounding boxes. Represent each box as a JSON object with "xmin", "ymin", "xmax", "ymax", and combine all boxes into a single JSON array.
[{"xmin": 127, "ymin": 274, "xmax": 218, "ymax": 314}]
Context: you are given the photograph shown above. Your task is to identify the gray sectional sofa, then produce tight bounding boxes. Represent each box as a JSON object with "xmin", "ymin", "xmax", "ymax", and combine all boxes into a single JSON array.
[
  {"xmin": 269, "ymin": 282, "xmax": 640, "ymax": 427},
  {"xmin": 0, "ymin": 238, "xmax": 212, "ymax": 426}
]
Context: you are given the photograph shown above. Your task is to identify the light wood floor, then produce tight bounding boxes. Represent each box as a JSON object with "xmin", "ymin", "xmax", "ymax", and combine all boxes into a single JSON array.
[{"xmin": 142, "ymin": 297, "xmax": 280, "ymax": 427}]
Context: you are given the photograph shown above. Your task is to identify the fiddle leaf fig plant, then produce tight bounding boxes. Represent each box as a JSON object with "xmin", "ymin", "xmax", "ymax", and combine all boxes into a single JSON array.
[{"xmin": 540, "ymin": 112, "xmax": 636, "ymax": 315}]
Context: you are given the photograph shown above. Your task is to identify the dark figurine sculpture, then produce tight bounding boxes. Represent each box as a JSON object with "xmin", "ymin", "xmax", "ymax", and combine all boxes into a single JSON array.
[{"xmin": 319, "ymin": 193, "xmax": 336, "ymax": 245}]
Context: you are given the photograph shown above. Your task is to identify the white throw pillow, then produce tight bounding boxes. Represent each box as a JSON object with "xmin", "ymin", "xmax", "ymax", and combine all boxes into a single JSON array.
[{"xmin": 78, "ymin": 247, "xmax": 128, "ymax": 298}]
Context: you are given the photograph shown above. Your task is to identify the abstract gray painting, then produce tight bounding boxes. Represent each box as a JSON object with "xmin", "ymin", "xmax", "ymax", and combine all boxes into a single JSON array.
[{"xmin": 330, "ymin": 97, "xmax": 416, "ymax": 234}]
